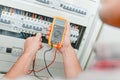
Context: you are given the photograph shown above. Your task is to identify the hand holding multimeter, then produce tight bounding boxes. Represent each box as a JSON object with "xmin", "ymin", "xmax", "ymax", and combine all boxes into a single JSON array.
[{"xmin": 48, "ymin": 16, "xmax": 68, "ymax": 49}]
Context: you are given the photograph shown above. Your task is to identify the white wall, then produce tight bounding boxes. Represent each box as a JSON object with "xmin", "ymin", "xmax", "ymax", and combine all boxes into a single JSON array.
[
  {"xmin": 87, "ymin": 24, "xmax": 120, "ymax": 69},
  {"xmin": 97, "ymin": 24, "xmax": 120, "ymax": 43}
]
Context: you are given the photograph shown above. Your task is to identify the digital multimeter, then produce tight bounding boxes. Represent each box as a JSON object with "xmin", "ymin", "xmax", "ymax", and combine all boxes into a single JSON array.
[{"xmin": 48, "ymin": 16, "xmax": 68, "ymax": 49}]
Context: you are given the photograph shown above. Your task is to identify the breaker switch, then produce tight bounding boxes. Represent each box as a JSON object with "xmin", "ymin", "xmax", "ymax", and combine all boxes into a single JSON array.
[{"xmin": 6, "ymin": 48, "xmax": 12, "ymax": 53}]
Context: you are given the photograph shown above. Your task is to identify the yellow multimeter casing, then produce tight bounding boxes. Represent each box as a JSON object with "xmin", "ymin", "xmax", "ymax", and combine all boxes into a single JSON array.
[{"xmin": 48, "ymin": 16, "xmax": 68, "ymax": 49}]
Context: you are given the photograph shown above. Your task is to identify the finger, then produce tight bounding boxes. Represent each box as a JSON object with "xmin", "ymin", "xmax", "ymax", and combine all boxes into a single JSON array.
[
  {"xmin": 67, "ymin": 22, "xmax": 70, "ymax": 31},
  {"xmin": 49, "ymin": 25, "xmax": 52, "ymax": 28},
  {"xmin": 48, "ymin": 27, "xmax": 51, "ymax": 31},
  {"xmin": 47, "ymin": 25, "xmax": 52, "ymax": 31},
  {"xmin": 66, "ymin": 22, "xmax": 70, "ymax": 36},
  {"xmin": 26, "ymin": 36, "xmax": 34, "ymax": 41},
  {"xmin": 46, "ymin": 35, "xmax": 49, "ymax": 39},
  {"xmin": 46, "ymin": 31, "xmax": 51, "ymax": 39},
  {"xmin": 36, "ymin": 33, "xmax": 42, "ymax": 37},
  {"xmin": 36, "ymin": 33, "xmax": 42, "ymax": 41},
  {"xmin": 47, "ymin": 31, "xmax": 50, "ymax": 35}
]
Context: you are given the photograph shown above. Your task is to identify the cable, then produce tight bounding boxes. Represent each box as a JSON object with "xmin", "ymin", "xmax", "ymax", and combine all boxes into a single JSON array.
[
  {"xmin": 21, "ymin": 32, "xmax": 26, "ymax": 39},
  {"xmin": 33, "ymin": 58, "xmax": 43, "ymax": 80},
  {"xmin": 32, "ymin": 47, "xmax": 57, "ymax": 79},
  {"xmin": 34, "ymin": 48, "xmax": 57, "ymax": 72},
  {"xmin": 44, "ymin": 46, "xmax": 54, "ymax": 78}
]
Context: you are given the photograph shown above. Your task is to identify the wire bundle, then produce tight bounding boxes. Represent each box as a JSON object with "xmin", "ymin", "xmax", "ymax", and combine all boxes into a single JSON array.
[{"xmin": 32, "ymin": 47, "xmax": 57, "ymax": 79}]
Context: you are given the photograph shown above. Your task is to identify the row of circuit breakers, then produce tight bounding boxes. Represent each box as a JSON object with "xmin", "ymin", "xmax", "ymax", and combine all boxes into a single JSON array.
[
  {"xmin": 31, "ymin": 0, "xmax": 87, "ymax": 16},
  {"xmin": 0, "ymin": 5, "xmax": 86, "ymax": 49}
]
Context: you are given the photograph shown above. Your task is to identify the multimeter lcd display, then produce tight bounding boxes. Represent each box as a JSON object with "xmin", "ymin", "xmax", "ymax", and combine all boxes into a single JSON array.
[
  {"xmin": 55, "ymin": 19, "xmax": 66, "ymax": 27},
  {"xmin": 51, "ymin": 19, "xmax": 66, "ymax": 44}
]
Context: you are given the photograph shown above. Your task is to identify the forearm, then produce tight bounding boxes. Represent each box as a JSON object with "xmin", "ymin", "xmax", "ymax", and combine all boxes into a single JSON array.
[
  {"xmin": 4, "ymin": 51, "xmax": 34, "ymax": 79},
  {"xmin": 62, "ymin": 46, "xmax": 82, "ymax": 78},
  {"xmin": 3, "ymin": 33, "xmax": 42, "ymax": 79}
]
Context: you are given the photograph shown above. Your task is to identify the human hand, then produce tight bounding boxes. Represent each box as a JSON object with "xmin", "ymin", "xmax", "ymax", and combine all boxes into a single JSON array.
[
  {"xmin": 24, "ymin": 33, "xmax": 43, "ymax": 56},
  {"xmin": 47, "ymin": 23, "xmax": 72, "ymax": 54},
  {"xmin": 3, "ymin": 33, "xmax": 43, "ymax": 79}
]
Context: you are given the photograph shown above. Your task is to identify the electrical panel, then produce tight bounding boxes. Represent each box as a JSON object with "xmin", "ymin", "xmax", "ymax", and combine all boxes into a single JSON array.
[
  {"xmin": 0, "ymin": 5, "xmax": 85, "ymax": 49},
  {"xmin": 0, "ymin": 0, "xmax": 101, "ymax": 78},
  {"xmin": 30, "ymin": 0, "xmax": 87, "ymax": 16}
]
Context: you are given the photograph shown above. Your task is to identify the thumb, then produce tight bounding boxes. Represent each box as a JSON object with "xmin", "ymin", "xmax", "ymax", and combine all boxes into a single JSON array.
[{"xmin": 66, "ymin": 22, "xmax": 70, "ymax": 36}]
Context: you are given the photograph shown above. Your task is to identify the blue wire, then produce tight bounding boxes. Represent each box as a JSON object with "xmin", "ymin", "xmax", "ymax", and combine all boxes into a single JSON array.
[{"xmin": 21, "ymin": 32, "xmax": 26, "ymax": 39}]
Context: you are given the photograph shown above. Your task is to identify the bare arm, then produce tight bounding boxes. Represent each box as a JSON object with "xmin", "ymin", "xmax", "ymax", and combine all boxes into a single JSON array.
[
  {"xmin": 60, "ymin": 23, "xmax": 82, "ymax": 78},
  {"xmin": 47, "ymin": 23, "xmax": 82, "ymax": 79},
  {"xmin": 62, "ymin": 45, "xmax": 82, "ymax": 79},
  {"xmin": 4, "ymin": 33, "xmax": 43, "ymax": 79}
]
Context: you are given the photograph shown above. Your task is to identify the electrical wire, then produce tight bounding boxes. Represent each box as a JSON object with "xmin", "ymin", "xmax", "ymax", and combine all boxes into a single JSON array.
[
  {"xmin": 21, "ymin": 32, "xmax": 33, "ymax": 39},
  {"xmin": 33, "ymin": 58, "xmax": 43, "ymax": 80},
  {"xmin": 32, "ymin": 47, "xmax": 57, "ymax": 79},
  {"xmin": 34, "ymin": 48, "xmax": 57, "ymax": 72},
  {"xmin": 21, "ymin": 32, "xmax": 26, "ymax": 39},
  {"xmin": 44, "ymin": 47, "xmax": 53, "ymax": 78}
]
